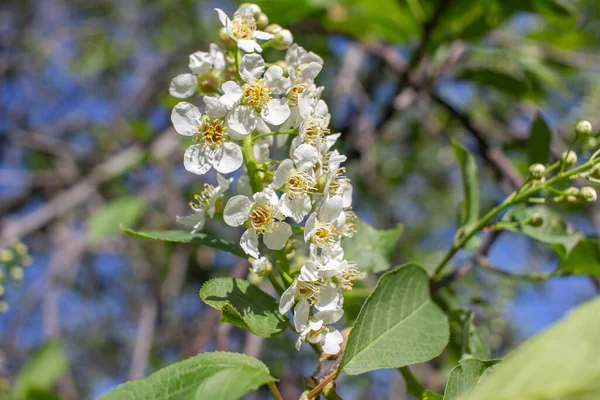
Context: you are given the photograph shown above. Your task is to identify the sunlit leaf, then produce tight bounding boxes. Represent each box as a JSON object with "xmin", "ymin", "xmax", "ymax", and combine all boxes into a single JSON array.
[
  {"xmin": 14, "ymin": 342, "xmax": 69, "ymax": 399},
  {"xmin": 341, "ymin": 220, "xmax": 403, "ymax": 272},
  {"xmin": 444, "ymin": 358, "xmax": 499, "ymax": 400},
  {"xmin": 88, "ymin": 197, "xmax": 147, "ymax": 242},
  {"xmin": 558, "ymin": 238, "xmax": 600, "ymax": 275}
]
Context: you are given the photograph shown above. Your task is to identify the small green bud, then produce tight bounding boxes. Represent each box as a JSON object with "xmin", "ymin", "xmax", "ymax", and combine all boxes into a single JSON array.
[
  {"xmin": 527, "ymin": 212, "xmax": 543, "ymax": 227},
  {"xmin": 576, "ymin": 120, "xmax": 593, "ymax": 138},
  {"xmin": 529, "ymin": 163, "xmax": 546, "ymax": 180},
  {"xmin": 219, "ymin": 27, "xmax": 233, "ymax": 45},
  {"xmin": 561, "ymin": 150, "xmax": 578, "ymax": 168},
  {"xmin": 590, "ymin": 164, "xmax": 600, "ymax": 179},
  {"xmin": 564, "ymin": 187, "xmax": 580, "ymax": 203},
  {"xmin": 0, "ymin": 285, "xmax": 4, "ymax": 297},
  {"xmin": 264, "ymin": 24, "xmax": 282, "ymax": 34},
  {"xmin": 0, "ymin": 249, "xmax": 12, "ymax": 264},
  {"xmin": 13, "ymin": 242, "xmax": 27, "ymax": 256},
  {"xmin": 10, "ymin": 267, "xmax": 23, "ymax": 282},
  {"xmin": 580, "ymin": 186, "xmax": 598, "ymax": 203},
  {"xmin": 256, "ymin": 13, "xmax": 269, "ymax": 29},
  {"xmin": 272, "ymin": 29, "xmax": 293, "ymax": 50},
  {"xmin": 0, "ymin": 301, "xmax": 8, "ymax": 313}
]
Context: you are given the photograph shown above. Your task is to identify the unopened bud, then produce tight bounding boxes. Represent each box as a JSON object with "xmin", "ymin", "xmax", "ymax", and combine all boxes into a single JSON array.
[
  {"xmin": 576, "ymin": 120, "xmax": 593, "ymax": 138},
  {"xmin": 585, "ymin": 136, "xmax": 598, "ymax": 149},
  {"xmin": 240, "ymin": 3, "xmax": 262, "ymax": 17},
  {"xmin": 272, "ymin": 29, "xmax": 293, "ymax": 50},
  {"xmin": 0, "ymin": 249, "xmax": 12, "ymax": 263},
  {"xmin": 561, "ymin": 150, "xmax": 578, "ymax": 168},
  {"xmin": 250, "ymin": 256, "xmax": 273, "ymax": 276},
  {"xmin": 10, "ymin": 267, "xmax": 23, "ymax": 282},
  {"xmin": 256, "ymin": 13, "xmax": 269, "ymax": 29},
  {"xmin": 529, "ymin": 163, "xmax": 546, "ymax": 180},
  {"xmin": 264, "ymin": 24, "xmax": 282, "ymax": 34},
  {"xmin": 580, "ymin": 186, "xmax": 597, "ymax": 203},
  {"xmin": 527, "ymin": 213, "xmax": 543, "ymax": 227},
  {"xmin": 590, "ymin": 164, "xmax": 600, "ymax": 179},
  {"xmin": 219, "ymin": 27, "xmax": 234, "ymax": 45},
  {"xmin": 0, "ymin": 301, "xmax": 8, "ymax": 313},
  {"xmin": 0, "ymin": 285, "xmax": 4, "ymax": 297},
  {"xmin": 564, "ymin": 187, "xmax": 580, "ymax": 203}
]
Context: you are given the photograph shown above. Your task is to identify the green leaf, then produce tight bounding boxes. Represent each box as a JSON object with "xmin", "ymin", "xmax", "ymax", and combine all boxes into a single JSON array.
[
  {"xmin": 448, "ymin": 309, "xmax": 490, "ymax": 362},
  {"xmin": 463, "ymin": 297, "xmax": 600, "ymax": 400},
  {"xmin": 558, "ymin": 238, "xmax": 600, "ymax": 275},
  {"xmin": 14, "ymin": 342, "xmax": 69, "ymax": 399},
  {"xmin": 88, "ymin": 197, "xmax": 147, "ymax": 242},
  {"xmin": 98, "ymin": 352, "xmax": 276, "ymax": 400},
  {"xmin": 123, "ymin": 228, "xmax": 246, "ymax": 258},
  {"xmin": 528, "ymin": 113, "xmax": 552, "ymax": 165},
  {"xmin": 340, "ymin": 264, "xmax": 450, "ymax": 375},
  {"xmin": 444, "ymin": 358, "xmax": 499, "ymax": 400},
  {"xmin": 502, "ymin": 204, "xmax": 584, "ymax": 258},
  {"xmin": 457, "ymin": 67, "xmax": 529, "ymax": 97},
  {"xmin": 452, "ymin": 140, "xmax": 480, "ymax": 228},
  {"xmin": 200, "ymin": 278, "xmax": 288, "ymax": 337},
  {"xmin": 341, "ymin": 220, "xmax": 403, "ymax": 273}
]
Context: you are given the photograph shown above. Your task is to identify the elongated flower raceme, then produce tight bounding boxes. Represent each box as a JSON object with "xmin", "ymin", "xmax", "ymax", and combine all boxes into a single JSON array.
[{"xmin": 169, "ymin": 3, "xmax": 360, "ymax": 355}]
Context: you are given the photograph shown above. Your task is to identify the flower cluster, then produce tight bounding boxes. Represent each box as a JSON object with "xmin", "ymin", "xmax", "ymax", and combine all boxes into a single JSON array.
[
  {"xmin": 170, "ymin": 3, "xmax": 359, "ymax": 355},
  {"xmin": 0, "ymin": 241, "xmax": 32, "ymax": 313}
]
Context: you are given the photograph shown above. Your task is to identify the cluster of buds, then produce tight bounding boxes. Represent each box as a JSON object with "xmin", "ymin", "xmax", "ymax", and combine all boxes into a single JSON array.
[
  {"xmin": 0, "ymin": 242, "xmax": 32, "ymax": 313},
  {"xmin": 169, "ymin": 4, "xmax": 359, "ymax": 354}
]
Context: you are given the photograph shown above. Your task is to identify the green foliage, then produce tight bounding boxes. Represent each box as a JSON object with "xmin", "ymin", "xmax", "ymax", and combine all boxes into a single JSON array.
[
  {"xmin": 341, "ymin": 220, "xmax": 403, "ymax": 272},
  {"xmin": 444, "ymin": 358, "xmax": 499, "ymax": 400},
  {"xmin": 341, "ymin": 264, "xmax": 449, "ymax": 375},
  {"xmin": 464, "ymin": 297, "xmax": 600, "ymax": 400},
  {"xmin": 422, "ymin": 390, "xmax": 444, "ymax": 400},
  {"xmin": 122, "ymin": 228, "xmax": 246, "ymax": 258},
  {"xmin": 447, "ymin": 309, "xmax": 490, "ymax": 362},
  {"xmin": 88, "ymin": 197, "xmax": 147, "ymax": 242},
  {"xmin": 99, "ymin": 352, "xmax": 276, "ymax": 400},
  {"xmin": 452, "ymin": 140, "xmax": 480, "ymax": 228},
  {"xmin": 14, "ymin": 342, "xmax": 69, "ymax": 399},
  {"xmin": 200, "ymin": 278, "xmax": 288, "ymax": 337},
  {"xmin": 502, "ymin": 204, "xmax": 584, "ymax": 258},
  {"xmin": 558, "ymin": 238, "xmax": 600, "ymax": 275},
  {"xmin": 528, "ymin": 113, "xmax": 552, "ymax": 165}
]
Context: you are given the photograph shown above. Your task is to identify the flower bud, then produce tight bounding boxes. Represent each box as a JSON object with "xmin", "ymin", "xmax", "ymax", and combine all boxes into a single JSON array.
[
  {"xmin": 561, "ymin": 150, "xmax": 578, "ymax": 168},
  {"xmin": 0, "ymin": 285, "xmax": 4, "ymax": 297},
  {"xmin": 576, "ymin": 120, "xmax": 593, "ymax": 138},
  {"xmin": 529, "ymin": 163, "xmax": 546, "ymax": 180},
  {"xmin": 0, "ymin": 249, "xmax": 12, "ymax": 263},
  {"xmin": 240, "ymin": 3, "xmax": 262, "ymax": 17},
  {"xmin": 256, "ymin": 13, "xmax": 269, "ymax": 29},
  {"xmin": 0, "ymin": 301, "xmax": 8, "ymax": 314},
  {"xmin": 527, "ymin": 212, "xmax": 543, "ymax": 227},
  {"xmin": 10, "ymin": 267, "xmax": 23, "ymax": 282},
  {"xmin": 564, "ymin": 187, "xmax": 580, "ymax": 203},
  {"xmin": 580, "ymin": 186, "xmax": 597, "ymax": 203},
  {"xmin": 219, "ymin": 27, "xmax": 234, "ymax": 45},
  {"xmin": 272, "ymin": 29, "xmax": 293, "ymax": 50},
  {"xmin": 264, "ymin": 24, "xmax": 282, "ymax": 34},
  {"xmin": 590, "ymin": 164, "xmax": 600, "ymax": 179},
  {"xmin": 250, "ymin": 256, "xmax": 273, "ymax": 276}
]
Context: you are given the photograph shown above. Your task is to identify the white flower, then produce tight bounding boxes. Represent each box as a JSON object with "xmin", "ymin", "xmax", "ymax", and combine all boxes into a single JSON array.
[
  {"xmin": 169, "ymin": 44, "xmax": 227, "ymax": 99},
  {"xmin": 304, "ymin": 195, "xmax": 346, "ymax": 251},
  {"xmin": 250, "ymin": 256, "xmax": 273, "ymax": 276},
  {"xmin": 273, "ymin": 145, "xmax": 320, "ymax": 222},
  {"xmin": 223, "ymin": 54, "xmax": 292, "ymax": 126},
  {"xmin": 171, "ymin": 98, "xmax": 256, "ymax": 175},
  {"xmin": 294, "ymin": 310, "xmax": 344, "ymax": 355},
  {"xmin": 223, "ymin": 186, "xmax": 292, "ymax": 258},
  {"xmin": 323, "ymin": 150, "xmax": 353, "ymax": 208},
  {"xmin": 215, "ymin": 7, "xmax": 273, "ymax": 53},
  {"xmin": 176, "ymin": 174, "xmax": 232, "ymax": 233},
  {"xmin": 290, "ymin": 97, "xmax": 331, "ymax": 152}
]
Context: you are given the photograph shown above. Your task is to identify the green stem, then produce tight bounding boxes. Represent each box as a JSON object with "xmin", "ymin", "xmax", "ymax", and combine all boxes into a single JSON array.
[
  {"xmin": 268, "ymin": 274, "xmax": 285, "ymax": 296},
  {"xmin": 478, "ymin": 258, "xmax": 569, "ymax": 281},
  {"xmin": 399, "ymin": 366, "xmax": 425, "ymax": 398},
  {"xmin": 252, "ymin": 129, "xmax": 297, "ymax": 144},
  {"xmin": 267, "ymin": 381, "xmax": 283, "ymax": 400},
  {"xmin": 560, "ymin": 138, "xmax": 579, "ymax": 174}
]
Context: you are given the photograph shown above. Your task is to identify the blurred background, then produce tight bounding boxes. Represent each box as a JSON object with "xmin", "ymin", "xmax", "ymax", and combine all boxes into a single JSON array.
[{"xmin": 1, "ymin": 0, "xmax": 600, "ymax": 398}]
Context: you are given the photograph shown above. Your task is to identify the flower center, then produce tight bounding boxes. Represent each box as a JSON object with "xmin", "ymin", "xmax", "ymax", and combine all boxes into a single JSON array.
[
  {"xmin": 230, "ymin": 14, "xmax": 256, "ymax": 41},
  {"xmin": 303, "ymin": 116, "xmax": 330, "ymax": 144},
  {"xmin": 195, "ymin": 118, "xmax": 225, "ymax": 147},
  {"xmin": 297, "ymin": 280, "xmax": 323, "ymax": 305},
  {"xmin": 243, "ymin": 79, "xmax": 271, "ymax": 108},
  {"xmin": 315, "ymin": 223, "xmax": 338, "ymax": 249},
  {"xmin": 326, "ymin": 167, "xmax": 351, "ymax": 196},
  {"xmin": 250, "ymin": 205, "xmax": 275, "ymax": 234},
  {"xmin": 339, "ymin": 263, "xmax": 361, "ymax": 290},
  {"xmin": 189, "ymin": 183, "xmax": 217, "ymax": 211},
  {"xmin": 289, "ymin": 83, "xmax": 309, "ymax": 106},
  {"xmin": 343, "ymin": 210, "xmax": 357, "ymax": 238},
  {"xmin": 288, "ymin": 172, "xmax": 317, "ymax": 199}
]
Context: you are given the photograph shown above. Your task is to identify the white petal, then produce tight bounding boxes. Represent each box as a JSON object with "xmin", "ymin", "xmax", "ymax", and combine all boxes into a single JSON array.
[
  {"xmin": 238, "ymin": 39, "xmax": 262, "ymax": 53},
  {"xmin": 226, "ymin": 105, "xmax": 257, "ymax": 140},
  {"xmin": 262, "ymin": 98, "xmax": 290, "ymax": 126},
  {"xmin": 210, "ymin": 43, "xmax": 226, "ymax": 71},
  {"xmin": 315, "ymin": 285, "xmax": 341, "ymax": 311},
  {"xmin": 220, "ymin": 81, "xmax": 243, "ymax": 110},
  {"xmin": 304, "ymin": 213, "xmax": 317, "ymax": 242},
  {"xmin": 215, "ymin": 8, "xmax": 229, "ymax": 27},
  {"xmin": 279, "ymin": 281, "xmax": 297, "ymax": 314},
  {"xmin": 203, "ymin": 96, "xmax": 228, "ymax": 119},
  {"xmin": 279, "ymin": 194, "xmax": 311, "ymax": 223},
  {"xmin": 295, "ymin": 337, "xmax": 303, "ymax": 351},
  {"xmin": 176, "ymin": 213, "xmax": 206, "ymax": 233},
  {"xmin": 299, "ymin": 62, "xmax": 322, "ymax": 82},
  {"xmin": 315, "ymin": 100, "xmax": 329, "ymax": 117},
  {"xmin": 223, "ymin": 195, "xmax": 251, "ymax": 227},
  {"xmin": 183, "ymin": 144, "xmax": 211, "ymax": 175},
  {"xmin": 318, "ymin": 196, "xmax": 343, "ymax": 222},
  {"xmin": 240, "ymin": 229, "xmax": 260, "ymax": 258},
  {"xmin": 321, "ymin": 330, "xmax": 343, "ymax": 355},
  {"xmin": 188, "ymin": 51, "xmax": 212, "ymax": 75},
  {"xmin": 292, "ymin": 144, "xmax": 319, "ymax": 171},
  {"xmin": 314, "ymin": 308, "xmax": 344, "ymax": 325},
  {"xmin": 169, "ymin": 74, "xmax": 197, "ymax": 99},
  {"xmin": 216, "ymin": 173, "xmax": 233, "ymax": 194},
  {"xmin": 236, "ymin": 175, "xmax": 253, "ymax": 197},
  {"xmin": 273, "ymin": 159, "xmax": 294, "ymax": 189},
  {"xmin": 171, "ymin": 102, "xmax": 201, "ymax": 136},
  {"xmin": 264, "ymin": 66, "xmax": 291, "ymax": 95},
  {"xmin": 299, "ymin": 263, "xmax": 320, "ymax": 282},
  {"xmin": 253, "ymin": 30, "xmax": 274, "ymax": 40},
  {"xmin": 263, "ymin": 222, "xmax": 292, "ymax": 250},
  {"xmin": 293, "ymin": 299, "xmax": 310, "ymax": 331},
  {"xmin": 212, "ymin": 142, "xmax": 243, "ymax": 174},
  {"xmin": 285, "ymin": 43, "xmax": 305, "ymax": 66},
  {"xmin": 240, "ymin": 54, "xmax": 265, "ymax": 82},
  {"xmin": 254, "ymin": 140, "xmax": 271, "ymax": 164},
  {"xmin": 300, "ymin": 52, "xmax": 324, "ymax": 66}
]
